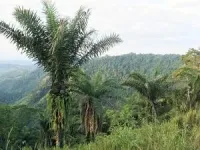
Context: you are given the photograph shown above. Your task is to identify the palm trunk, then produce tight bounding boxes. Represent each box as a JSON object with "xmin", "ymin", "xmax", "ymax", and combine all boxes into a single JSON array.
[
  {"xmin": 83, "ymin": 98, "xmax": 97, "ymax": 143},
  {"xmin": 49, "ymin": 76, "xmax": 68, "ymax": 148}
]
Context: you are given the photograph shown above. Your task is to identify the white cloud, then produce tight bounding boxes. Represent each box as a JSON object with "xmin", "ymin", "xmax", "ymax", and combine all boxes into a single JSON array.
[{"xmin": 1, "ymin": 0, "xmax": 200, "ymax": 60}]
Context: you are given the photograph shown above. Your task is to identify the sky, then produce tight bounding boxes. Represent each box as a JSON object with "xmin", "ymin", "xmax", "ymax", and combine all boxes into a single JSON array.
[{"xmin": 0, "ymin": 0, "xmax": 200, "ymax": 60}]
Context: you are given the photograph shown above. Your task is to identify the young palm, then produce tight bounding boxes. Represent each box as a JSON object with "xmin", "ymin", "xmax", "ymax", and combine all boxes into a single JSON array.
[
  {"xmin": 70, "ymin": 71, "xmax": 117, "ymax": 142},
  {"xmin": 123, "ymin": 72, "xmax": 169, "ymax": 118},
  {"xmin": 0, "ymin": 1, "xmax": 122, "ymax": 147}
]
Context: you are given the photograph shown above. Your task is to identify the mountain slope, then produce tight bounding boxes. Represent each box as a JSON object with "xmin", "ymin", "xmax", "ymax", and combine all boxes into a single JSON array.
[
  {"xmin": 83, "ymin": 53, "xmax": 182, "ymax": 79},
  {"xmin": 0, "ymin": 53, "xmax": 182, "ymax": 106},
  {"xmin": 0, "ymin": 68, "xmax": 46, "ymax": 104}
]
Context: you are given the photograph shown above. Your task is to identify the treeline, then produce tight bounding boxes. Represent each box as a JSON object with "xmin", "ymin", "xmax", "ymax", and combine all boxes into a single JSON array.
[
  {"xmin": 0, "ymin": 53, "xmax": 181, "ymax": 105},
  {"xmin": 83, "ymin": 53, "xmax": 182, "ymax": 79}
]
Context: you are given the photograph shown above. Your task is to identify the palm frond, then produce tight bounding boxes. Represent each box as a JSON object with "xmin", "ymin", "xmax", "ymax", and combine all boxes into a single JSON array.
[
  {"xmin": 13, "ymin": 7, "xmax": 51, "ymax": 67},
  {"xmin": 123, "ymin": 72, "xmax": 171, "ymax": 103},
  {"xmin": 61, "ymin": 8, "xmax": 93, "ymax": 65},
  {"xmin": 0, "ymin": 21, "xmax": 50, "ymax": 68},
  {"xmin": 48, "ymin": 7, "xmax": 92, "ymax": 73},
  {"xmin": 73, "ymin": 29, "xmax": 96, "ymax": 61},
  {"xmin": 0, "ymin": 21, "xmax": 33, "ymax": 53},
  {"xmin": 50, "ymin": 20, "xmax": 65, "ymax": 55},
  {"xmin": 42, "ymin": 0, "xmax": 59, "ymax": 36},
  {"xmin": 69, "ymin": 7, "xmax": 90, "ymax": 34},
  {"xmin": 129, "ymin": 72, "xmax": 147, "ymax": 84},
  {"xmin": 76, "ymin": 34, "xmax": 122, "ymax": 66},
  {"xmin": 123, "ymin": 79, "xmax": 147, "ymax": 97},
  {"xmin": 13, "ymin": 7, "xmax": 46, "ymax": 38}
]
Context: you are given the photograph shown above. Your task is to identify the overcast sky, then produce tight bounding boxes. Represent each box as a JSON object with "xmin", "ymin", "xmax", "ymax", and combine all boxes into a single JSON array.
[{"xmin": 0, "ymin": 0, "xmax": 200, "ymax": 60}]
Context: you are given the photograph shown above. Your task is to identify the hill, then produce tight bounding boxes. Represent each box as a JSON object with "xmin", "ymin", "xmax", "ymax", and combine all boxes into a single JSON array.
[
  {"xmin": 0, "ymin": 53, "xmax": 182, "ymax": 106},
  {"xmin": 83, "ymin": 53, "xmax": 182, "ymax": 79},
  {"xmin": 0, "ymin": 68, "xmax": 46, "ymax": 104}
]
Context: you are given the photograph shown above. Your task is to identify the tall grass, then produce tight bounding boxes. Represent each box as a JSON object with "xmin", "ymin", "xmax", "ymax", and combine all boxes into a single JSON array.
[
  {"xmin": 75, "ymin": 110, "xmax": 200, "ymax": 150},
  {"xmin": 76, "ymin": 123, "xmax": 192, "ymax": 150},
  {"xmin": 22, "ymin": 110, "xmax": 200, "ymax": 150},
  {"xmin": 5, "ymin": 127, "xmax": 13, "ymax": 150}
]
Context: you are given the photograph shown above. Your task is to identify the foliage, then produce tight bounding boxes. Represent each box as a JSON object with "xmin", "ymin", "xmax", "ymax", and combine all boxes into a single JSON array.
[
  {"xmin": 0, "ymin": 53, "xmax": 181, "ymax": 106},
  {"xmin": 0, "ymin": 53, "xmax": 184, "ymax": 148},
  {"xmin": 0, "ymin": 0, "xmax": 121, "ymax": 147},
  {"xmin": 76, "ymin": 119, "xmax": 195, "ymax": 150},
  {"xmin": 0, "ymin": 105, "xmax": 41, "ymax": 149},
  {"xmin": 2, "ymin": 44, "xmax": 200, "ymax": 150},
  {"xmin": 106, "ymin": 93, "xmax": 151, "ymax": 128},
  {"xmin": 173, "ymin": 48, "xmax": 200, "ymax": 110},
  {"xmin": 123, "ymin": 72, "xmax": 171, "ymax": 118},
  {"xmin": 69, "ymin": 71, "xmax": 120, "ymax": 142},
  {"xmin": 83, "ymin": 53, "xmax": 182, "ymax": 79}
]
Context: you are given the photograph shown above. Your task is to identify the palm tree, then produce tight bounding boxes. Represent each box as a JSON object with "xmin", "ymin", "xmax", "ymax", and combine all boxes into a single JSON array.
[
  {"xmin": 123, "ymin": 72, "xmax": 169, "ymax": 118},
  {"xmin": 0, "ymin": 1, "xmax": 122, "ymax": 147},
  {"xmin": 70, "ymin": 71, "xmax": 118, "ymax": 142}
]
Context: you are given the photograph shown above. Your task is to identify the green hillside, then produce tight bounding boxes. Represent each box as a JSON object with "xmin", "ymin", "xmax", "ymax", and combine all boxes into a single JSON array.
[
  {"xmin": 83, "ymin": 53, "xmax": 182, "ymax": 79},
  {"xmin": 0, "ymin": 53, "xmax": 182, "ymax": 107},
  {"xmin": 0, "ymin": 68, "xmax": 46, "ymax": 104}
]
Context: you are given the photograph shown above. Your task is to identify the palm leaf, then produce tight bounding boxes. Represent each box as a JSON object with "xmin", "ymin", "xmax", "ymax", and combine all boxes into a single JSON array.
[
  {"xmin": 0, "ymin": 21, "xmax": 33, "ymax": 53},
  {"xmin": 13, "ymin": 7, "xmax": 47, "ymax": 38},
  {"xmin": 76, "ymin": 34, "xmax": 122, "ymax": 66},
  {"xmin": 42, "ymin": 0, "xmax": 59, "ymax": 36},
  {"xmin": 129, "ymin": 72, "xmax": 147, "ymax": 84}
]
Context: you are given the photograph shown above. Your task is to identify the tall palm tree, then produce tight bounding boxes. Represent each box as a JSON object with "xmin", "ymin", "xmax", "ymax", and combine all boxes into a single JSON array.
[
  {"xmin": 70, "ymin": 71, "xmax": 118, "ymax": 142},
  {"xmin": 0, "ymin": 1, "xmax": 122, "ymax": 147},
  {"xmin": 123, "ymin": 72, "xmax": 169, "ymax": 118}
]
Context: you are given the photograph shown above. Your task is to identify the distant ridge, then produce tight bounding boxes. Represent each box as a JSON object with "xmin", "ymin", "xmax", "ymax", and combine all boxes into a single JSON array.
[
  {"xmin": 0, "ymin": 60, "xmax": 34, "ymax": 65},
  {"xmin": 0, "ymin": 53, "xmax": 182, "ymax": 106}
]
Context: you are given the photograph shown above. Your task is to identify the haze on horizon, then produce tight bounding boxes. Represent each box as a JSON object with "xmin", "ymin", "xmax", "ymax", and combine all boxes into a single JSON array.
[{"xmin": 0, "ymin": 0, "xmax": 200, "ymax": 60}]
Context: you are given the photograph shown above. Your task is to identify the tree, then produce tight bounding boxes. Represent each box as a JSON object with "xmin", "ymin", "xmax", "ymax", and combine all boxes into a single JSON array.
[
  {"xmin": 0, "ymin": 1, "xmax": 122, "ymax": 147},
  {"xmin": 182, "ymin": 48, "xmax": 200, "ymax": 69},
  {"xmin": 173, "ymin": 49, "xmax": 200, "ymax": 109},
  {"xmin": 123, "ymin": 72, "xmax": 169, "ymax": 118},
  {"xmin": 70, "ymin": 71, "xmax": 118, "ymax": 142}
]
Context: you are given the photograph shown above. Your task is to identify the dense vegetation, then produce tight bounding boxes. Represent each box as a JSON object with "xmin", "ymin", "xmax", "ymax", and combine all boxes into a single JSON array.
[
  {"xmin": 1, "ymin": 1, "xmax": 200, "ymax": 150},
  {"xmin": 0, "ymin": 0, "xmax": 121, "ymax": 148},
  {"xmin": 2, "ymin": 49, "xmax": 200, "ymax": 150},
  {"xmin": 0, "ymin": 53, "xmax": 182, "ymax": 106},
  {"xmin": 0, "ymin": 52, "xmax": 184, "ymax": 149},
  {"xmin": 83, "ymin": 53, "xmax": 181, "ymax": 79}
]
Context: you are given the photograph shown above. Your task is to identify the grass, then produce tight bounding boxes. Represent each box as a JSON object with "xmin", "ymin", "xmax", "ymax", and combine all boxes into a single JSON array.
[
  {"xmin": 75, "ymin": 123, "xmax": 192, "ymax": 150},
  {"xmin": 21, "ymin": 110, "xmax": 200, "ymax": 150}
]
